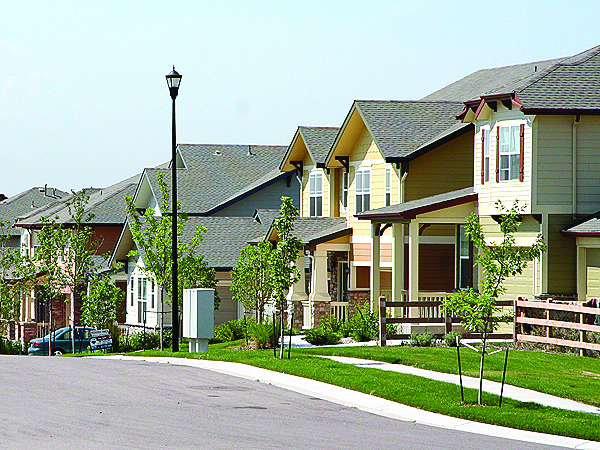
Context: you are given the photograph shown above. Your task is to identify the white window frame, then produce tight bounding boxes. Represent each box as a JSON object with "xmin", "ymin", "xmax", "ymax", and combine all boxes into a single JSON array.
[
  {"xmin": 137, "ymin": 277, "xmax": 147, "ymax": 323},
  {"xmin": 385, "ymin": 166, "xmax": 392, "ymax": 207},
  {"xmin": 309, "ymin": 172, "xmax": 323, "ymax": 217},
  {"xmin": 355, "ymin": 168, "xmax": 371, "ymax": 214},
  {"xmin": 499, "ymin": 126, "xmax": 520, "ymax": 181},
  {"xmin": 341, "ymin": 170, "xmax": 349, "ymax": 211},
  {"xmin": 483, "ymin": 128, "xmax": 490, "ymax": 183}
]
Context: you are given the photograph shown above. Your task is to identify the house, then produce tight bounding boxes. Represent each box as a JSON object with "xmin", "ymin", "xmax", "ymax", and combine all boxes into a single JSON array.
[
  {"xmin": 277, "ymin": 107, "xmax": 474, "ymax": 328},
  {"xmin": 110, "ymin": 144, "xmax": 300, "ymax": 330},
  {"xmin": 355, "ymin": 44, "xmax": 600, "ymax": 334},
  {"xmin": 13, "ymin": 174, "xmax": 140, "ymax": 343}
]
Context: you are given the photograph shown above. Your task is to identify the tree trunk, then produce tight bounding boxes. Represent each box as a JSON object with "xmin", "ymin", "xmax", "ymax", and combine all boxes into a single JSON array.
[{"xmin": 478, "ymin": 331, "xmax": 488, "ymax": 405}]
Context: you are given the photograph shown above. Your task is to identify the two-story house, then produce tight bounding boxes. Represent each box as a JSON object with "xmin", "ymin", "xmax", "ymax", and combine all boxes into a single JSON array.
[
  {"xmin": 357, "ymin": 44, "xmax": 600, "ymax": 334},
  {"xmin": 111, "ymin": 144, "xmax": 300, "ymax": 330}
]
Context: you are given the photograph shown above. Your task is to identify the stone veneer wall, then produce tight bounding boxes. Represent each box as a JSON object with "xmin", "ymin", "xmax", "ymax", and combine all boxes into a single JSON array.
[
  {"xmin": 291, "ymin": 300, "xmax": 304, "ymax": 330},
  {"xmin": 348, "ymin": 289, "xmax": 370, "ymax": 317}
]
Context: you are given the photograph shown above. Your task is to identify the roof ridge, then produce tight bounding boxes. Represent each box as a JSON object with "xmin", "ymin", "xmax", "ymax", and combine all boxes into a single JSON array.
[
  {"xmin": 558, "ymin": 44, "xmax": 600, "ymax": 66},
  {"xmin": 355, "ymin": 99, "xmax": 463, "ymax": 104}
]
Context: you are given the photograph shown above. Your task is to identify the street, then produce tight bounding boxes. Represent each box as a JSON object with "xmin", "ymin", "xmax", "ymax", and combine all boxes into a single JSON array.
[{"xmin": 0, "ymin": 355, "xmax": 568, "ymax": 450}]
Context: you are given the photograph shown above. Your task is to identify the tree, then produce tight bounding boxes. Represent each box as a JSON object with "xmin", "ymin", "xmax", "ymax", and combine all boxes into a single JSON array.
[
  {"xmin": 81, "ymin": 275, "xmax": 124, "ymax": 330},
  {"xmin": 34, "ymin": 190, "xmax": 107, "ymax": 353},
  {"xmin": 230, "ymin": 240, "xmax": 276, "ymax": 323},
  {"xmin": 124, "ymin": 172, "xmax": 217, "ymax": 349},
  {"xmin": 0, "ymin": 221, "xmax": 25, "ymax": 341},
  {"xmin": 230, "ymin": 197, "xmax": 302, "ymax": 358},
  {"xmin": 442, "ymin": 200, "xmax": 546, "ymax": 404}
]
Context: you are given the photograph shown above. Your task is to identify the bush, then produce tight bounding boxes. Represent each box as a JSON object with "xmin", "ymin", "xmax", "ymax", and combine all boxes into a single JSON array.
[
  {"xmin": 0, "ymin": 337, "xmax": 22, "ymax": 355},
  {"xmin": 118, "ymin": 329, "xmax": 167, "ymax": 352},
  {"xmin": 444, "ymin": 331, "xmax": 462, "ymax": 347},
  {"xmin": 211, "ymin": 318, "xmax": 253, "ymax": 344},
  {"xmin": 248, "ymin": 319, "xmax": 279, "ymax": 349},
  {"xmin": 410, "ymin": 331, "xmax": 436, "ymax": 347},
  {"xmin": 304, "ymin": 318, "xmax": 341, "ymax": 346},
  {"xmin": 344, "ymin": 303, "xmax": 378, "ymax": 342}
]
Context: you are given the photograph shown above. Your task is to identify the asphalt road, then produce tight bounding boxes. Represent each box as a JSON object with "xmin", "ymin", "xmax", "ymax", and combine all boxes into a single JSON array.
[{"xmin": 0, "ymin": 355, "xmax": 568, "ymax": 450}]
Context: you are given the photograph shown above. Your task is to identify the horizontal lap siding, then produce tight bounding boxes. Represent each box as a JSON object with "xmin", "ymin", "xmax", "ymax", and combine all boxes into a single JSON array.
[
  {"xmin": 405, "ymin": 131, "xmax": 473, "ymax": 202},
  {"xmin": 547, "ymin": 215, "xmax": 576, "ymax": 294},
  {"xmin": 576, "ymin": 116, "xmax": 600, "ymax": 215},
  {"xmin": 537, "ymin": 116, "xmax": 572, "ymax": 206}
]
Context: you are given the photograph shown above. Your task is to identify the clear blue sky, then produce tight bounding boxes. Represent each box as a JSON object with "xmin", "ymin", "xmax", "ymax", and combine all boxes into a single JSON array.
[{"xmin": 1, "ymin": 0, "xmax": 598, "ymax": 197}]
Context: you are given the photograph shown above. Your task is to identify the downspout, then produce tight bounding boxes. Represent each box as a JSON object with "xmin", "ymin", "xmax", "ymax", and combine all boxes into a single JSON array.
[
  {"xmin": 305, "ymin": 251, "xmax": 315, "ymax": 328},
  {"xmin": 573, "ymin": 115, "xmax": 580, "ymax": 220}
]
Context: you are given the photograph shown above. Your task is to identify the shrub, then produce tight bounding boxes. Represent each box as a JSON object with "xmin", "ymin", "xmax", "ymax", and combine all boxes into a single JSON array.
[
  {"xmin": 248, "ymin": 319, "xmax": 279, "ymax": 349},
  {"xmin": 345, "ymin": 303, "xmax": 378, "ymax": 342},
  {"xmin": 0, "ymin": 337, "xmax": 22, "ymax": 355},
  {"xmin": 304, "ymin": 321, "xmax": 341, "ymax": 346},
  {"xmin": 211, "ymin": 318, "xmax": 253, "ymax": 344},
  {"xmin": 444, "ymin": 331, "xmax": 462, "ymax": 347},
  {"xmin": 118, "ymin": 330, "xmax": 166, "ymax": 352},
  {"xmin": 410, "ymin": 331, "xmax": 436, "ymax": 347}
]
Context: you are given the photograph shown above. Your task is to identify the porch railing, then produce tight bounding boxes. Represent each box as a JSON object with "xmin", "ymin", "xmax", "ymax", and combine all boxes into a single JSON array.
[
  {"xmin": 331, "ymin": 302, "xmax": 349, "ymax": 322},
  {"xmin": 36, "ymin": 322, "xmax": 50, "ymax": 338}
]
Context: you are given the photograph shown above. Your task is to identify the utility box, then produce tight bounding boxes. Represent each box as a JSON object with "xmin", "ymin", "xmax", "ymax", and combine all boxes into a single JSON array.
[{"xmin": 183, "ymin": 288, "xmax": 214, "ymax": 353}]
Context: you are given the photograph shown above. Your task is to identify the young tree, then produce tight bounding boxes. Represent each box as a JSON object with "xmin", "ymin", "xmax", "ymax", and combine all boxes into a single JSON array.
[
  {"xmin": 124, "ymin": 172, "xmax": 217, "ymax": 349},
  {"xmin": 35, "ymin": 190, "xmax": 107, "ymax": 352},
  {"xmin": 230, "ymin": 240, "xmax": 276, "ymax": 323},
  {"xmin": 230, "ymin": 196, "xmax": 301, "ymax": 357},
  {"xmin": 443, "ymin": 200, "xmax": 546, "ymax": 404},
  {"xmin": 81, "ymin": 275, "xmax": 124, "ymax": 330},
  {"xmin": 0, "ymin": 221, "xmax": 25, "ymax": 341}
]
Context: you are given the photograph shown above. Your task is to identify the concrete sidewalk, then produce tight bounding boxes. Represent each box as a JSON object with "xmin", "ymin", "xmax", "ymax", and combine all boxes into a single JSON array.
[{"xmin": 93, "ymin": 354, "xmax": 600, "ymax": 450}]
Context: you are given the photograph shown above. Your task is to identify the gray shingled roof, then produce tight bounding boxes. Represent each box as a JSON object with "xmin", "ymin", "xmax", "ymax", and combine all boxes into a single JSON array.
[
  {"xmin": 0, "ymin": 187, "xmax": 68, "ymax": 228},
  {"xmin": 178, "ymin": 144, "xmax": 286, "ymax": 171},
  {"xmin": 253, "ymin": 209, "xmax": 280, "ymax": 234},
  {"xmin": 356, "ymin": 187, "xmax": 476, "ymax": 219},
  {"xmin": 144, "ymin": 166, "xmax": 290, "ymax": 215},
  {"xmin": 425, "ymin": 45, "xmax": 600, "ymax": 111},
  {"xmin": 17, "ymin": 174, "xmax": 140, "ymax": 227},
  {"xmin": 298, "ymin": 127, "xmax": 339, "ymax": 165},
  {"xmin": 180, "ymin": 216, "xmax": 264, "ymax": 269},
  {"xmin": 265, "ymin": 216, "xmax": 350, "ymax": 246},
  {"xmin": 563, "ymin": 211, "xmax": 600, "ymax": 235},
  {"xmin": 422, "ymin": 57, "xmax": 565, "ymax": 102},
  {"xmin": 352, "ymin": 101, "xmax": 470, "ymax": 160}
]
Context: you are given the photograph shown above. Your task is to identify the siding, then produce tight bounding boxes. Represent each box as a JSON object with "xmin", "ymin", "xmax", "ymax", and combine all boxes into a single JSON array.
[
  {"xmin": 214, "ymin": 177, "xmax": 300, "ymax": 217},
  {"xmin": 546, "ymin": 214, "xmax": 577, "ymax": 294},
  {"xmin": 405, "ymin": 130, "xmax": 474, "ymax": 202},
  {"xmin": 300, "ymin": 167, "xmax": 330, "ymax": 218},
  {"xmin": 576, "ymin": 116, "xmax": 600, "ymax": 215}
]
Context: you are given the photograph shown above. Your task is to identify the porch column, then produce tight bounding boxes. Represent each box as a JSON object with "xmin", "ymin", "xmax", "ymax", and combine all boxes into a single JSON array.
[
  {"xmin": 310, "ymin": 248, "xmax": 330, "ymax": 328},
  {"xmin": 392, "ymin": 223, "xmax": 405, "ymax": 301},
  {"xmin": 540, "ymin": 213, "xmax": 549, "ymax": 293},
  {"xmin": 288, "ymin": 255, "xmax": 308, "ymax": 302},
  {"xmin": 577, "ymin": 245, "xmax": 587, "ymax": 302},
  {"xmin": 370, "ymin": 223, "xmax": 381, "ymax": 309},
  {"xmin": 408, "ymin": 220, "xmax": 420, "ymax": 303}
]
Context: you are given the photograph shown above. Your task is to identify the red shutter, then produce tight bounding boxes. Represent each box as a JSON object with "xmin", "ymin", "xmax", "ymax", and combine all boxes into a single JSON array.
[
  {"xmin": 519, "ymin": 123, "xmax": 525, "ymax": 182},
  {"xmin": 481, "ymin": 129, "xmax": 486, "ymax": 184},
  {"xmin": 496, "ymin": 127, "xmax": 500, "ymax": 182}
]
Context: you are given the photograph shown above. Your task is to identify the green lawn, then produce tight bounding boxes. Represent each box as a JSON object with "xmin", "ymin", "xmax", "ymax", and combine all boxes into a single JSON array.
[{"xmin": 112, "ymin": 342, "xmax": 600, "ymax": 442}]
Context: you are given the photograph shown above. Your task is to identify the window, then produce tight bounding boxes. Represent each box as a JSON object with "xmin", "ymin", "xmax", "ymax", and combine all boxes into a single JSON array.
[
  {"xmin": 150, "ymin": 279, "xmax": 155, "ymax": 309},
  {"xmin": 309, "ymin": 172, "xmax": 323, "ymax": 217},
  {"xmin": 481, "ymin": 128, "xmax": 490, "ymax": 184},
  {"xmin": 385, "ymin": 167, "xmax": 392, "ymax": 206},
  {"xmin": 137, "ymin": 278, "xmax": 147, "ymax": 323},
  {"xmin": 129, "ymin": 277, "xmax": 135, "ymax": 306},
  {"xmin": 498, "ymin": 125, "xmax": 522, "ymax": 181},
  {"xmin": 341, "ymin": 171, "xmax": 349, "ymax": 210},
  {"xmin": 458, "ymin": 225, "xmax": 471, "ymax": 289},
  {"xmin": 355, "ymin": 168, "xmax": 371, "ymax": 213}
]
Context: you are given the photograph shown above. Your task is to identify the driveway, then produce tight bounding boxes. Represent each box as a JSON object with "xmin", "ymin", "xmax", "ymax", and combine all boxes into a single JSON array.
[{"xmin": 0, "ymin": 355, "xmax": 568, "ymax": 450}]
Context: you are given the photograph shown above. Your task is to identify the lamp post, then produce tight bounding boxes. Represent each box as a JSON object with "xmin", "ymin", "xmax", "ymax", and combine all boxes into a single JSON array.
[{"xmin": 166, "ymin": 66, "xmax": 182, "ymax": 352}]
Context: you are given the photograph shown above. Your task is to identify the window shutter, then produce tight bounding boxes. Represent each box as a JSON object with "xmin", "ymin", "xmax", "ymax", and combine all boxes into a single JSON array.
[
  {"xmin": 519, "ymin": 123, "xmax": 525, "ymax": 182},
  {"xmin": 481, "ymin": 129, "xmax": 485, "ymax": 184},
  {"xmin": 496, "ymin": 127, "xmax": 500, "ymax": 182}
]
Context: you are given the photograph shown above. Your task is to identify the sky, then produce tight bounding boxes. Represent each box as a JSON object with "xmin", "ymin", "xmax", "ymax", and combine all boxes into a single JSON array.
[{"xmin": 1, "ymin": 0, "xmax": 599, "ymax": 197}]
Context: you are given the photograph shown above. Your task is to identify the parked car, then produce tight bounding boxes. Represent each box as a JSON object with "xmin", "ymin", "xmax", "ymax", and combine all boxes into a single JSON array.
[{"xmin": 28, "ymin": 327, "xmax": 93, "ymax": 356}]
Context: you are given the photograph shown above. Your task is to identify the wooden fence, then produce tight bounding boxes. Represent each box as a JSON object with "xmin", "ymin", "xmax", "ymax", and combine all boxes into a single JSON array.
[
  {"xmin": 378, "ymin": 297, "xmax": 513, "ymax": 346},
  {"xmin": 515, "ymin": 298, "xmax": 600, "ymax": 355}
]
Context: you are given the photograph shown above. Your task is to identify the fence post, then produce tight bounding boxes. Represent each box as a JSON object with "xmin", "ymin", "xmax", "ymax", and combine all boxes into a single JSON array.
[{"xmin": 379, "ymin": 296, "xmax": 386, "ymax": 347}]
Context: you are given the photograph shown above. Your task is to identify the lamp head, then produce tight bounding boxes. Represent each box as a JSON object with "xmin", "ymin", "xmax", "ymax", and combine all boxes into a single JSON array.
[{"xmin": 166, "ymin": 66, "xmax": 182, "ymax": 99}]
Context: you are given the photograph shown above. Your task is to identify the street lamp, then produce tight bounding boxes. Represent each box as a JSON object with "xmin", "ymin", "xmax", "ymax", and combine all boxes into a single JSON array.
[{"xmin": 166, "ymin": 66, "xmax": 182, "ymax": 352}]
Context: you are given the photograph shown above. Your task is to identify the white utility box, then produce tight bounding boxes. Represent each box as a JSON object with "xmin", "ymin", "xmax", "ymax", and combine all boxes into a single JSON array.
[{"xmin": 183, "ymin": 288, "xmax": 214, "ymax": 353}]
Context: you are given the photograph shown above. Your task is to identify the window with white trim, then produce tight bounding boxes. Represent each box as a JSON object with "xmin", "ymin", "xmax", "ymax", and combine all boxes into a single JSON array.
[
  {"xmin": 150, "ymin": 279, "xmax": 155, "ymax": 309},
  {"xmin": 499, "ymin": 126, "xmax": 520, "ymax": 181},
  {"xmin": 137, "ymin": 277, "xmax": 147, "ymax": 323},
  {"xmin": 341, "ymin": 170, "xmax": 349, "ymax": 211},
  {"xmin": 309, "ymin": 172, "xmax": 323, "ymax": 217},
  {"xmin": 385, "ymin": 167, "xmax": 392, "ymax": 206},
  {"xmin": 483, "ymin": 128, "xmax": 490, "ymax": 183},
  {"xmin": 129, "ymin": 277, "xmax": 135, "ymax": 306},
  {"xmin": 355, "ymin": 168, "xmax": 371, "ymax": 213}
]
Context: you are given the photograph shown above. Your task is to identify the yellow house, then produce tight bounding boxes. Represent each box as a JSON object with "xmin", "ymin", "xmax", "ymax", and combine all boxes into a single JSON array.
[{"xmin": 279, "ymin": 103, "xmax": 474, "ymax": 328}]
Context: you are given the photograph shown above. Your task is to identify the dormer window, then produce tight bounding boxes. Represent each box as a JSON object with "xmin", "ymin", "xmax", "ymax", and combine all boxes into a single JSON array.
[
  {"xmin": 309, "ymin": 172, "xmax": 323, "ymax": 217},
  {"xmin": 355, "ymin": 168, "xmax": 371, "ymax": 213}
]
